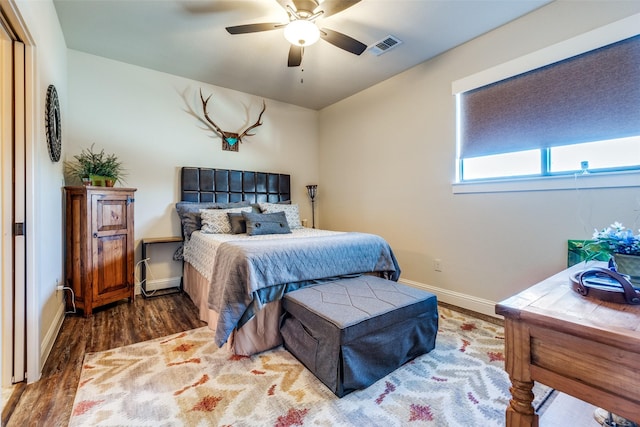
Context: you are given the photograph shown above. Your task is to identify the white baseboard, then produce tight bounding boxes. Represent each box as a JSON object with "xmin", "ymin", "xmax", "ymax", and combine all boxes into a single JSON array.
[
  {"xmin": 399, "ymin": 278, "xmax": 500, "ymax": 319},
  {"xmin": 136, "ymin": 276, "xmax": 182, "ymax": 295},
  {"xmin": 40, "ymin": 301, "xmax": 66, "ymax": 373}
]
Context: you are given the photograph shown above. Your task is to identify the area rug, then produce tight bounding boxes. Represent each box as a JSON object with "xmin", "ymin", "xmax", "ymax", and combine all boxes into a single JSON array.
[{"xmin": 69, "ymin": 307, "xmax": 550, "ymax": 426}]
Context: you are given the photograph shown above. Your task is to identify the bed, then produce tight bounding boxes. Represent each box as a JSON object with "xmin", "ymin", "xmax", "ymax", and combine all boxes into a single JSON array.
[{"xmin": 177, "ymin": 167, "xmax": 401, "ymax": 355}]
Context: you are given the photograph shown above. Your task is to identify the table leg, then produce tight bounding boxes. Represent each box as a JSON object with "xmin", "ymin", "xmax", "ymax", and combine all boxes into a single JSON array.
[
  {"xmin": 506, "ymin": 379, "xmax": 538, "ymax": 427},
  {"xmin": 141, "ymin": 241, "xmax": 147, "ymax": 294},
  {"xmin": 503, "ymin": 318, "xmax": 539, "ymax": 427}
]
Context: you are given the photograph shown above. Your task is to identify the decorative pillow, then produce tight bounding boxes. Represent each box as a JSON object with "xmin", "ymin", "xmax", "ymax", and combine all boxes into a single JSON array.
[
  {"xmin": 200, "ymin": 207, "xmax": 252, "ymax": 234},
  {"xmin": 173, "ymin": 245, "xmax": 184, "ymax": 261},
  {"xmin": 176, "ymin": 201, "xmax": 251, "ymax": 237},
  {"xmin": 227, "ymin": 212, "xmax": 247, "ymax": 234},
  {"xmin": 216, "ymin": 201, "xmax": 252, "ymax": 209},
  {"xmin": 258, "ymin": 203, "xmax": 302, "ymax": 229},
  {"xmin": 242, "ymin": 211, "xmax": 292, "ymax": 236},
  {"xmin": 181, "ymin": 212, "xmax": 202, "ymax": 240},
  {"xmin": 176, "ymin": 201, "xmax": 250, "ymax": 218}
]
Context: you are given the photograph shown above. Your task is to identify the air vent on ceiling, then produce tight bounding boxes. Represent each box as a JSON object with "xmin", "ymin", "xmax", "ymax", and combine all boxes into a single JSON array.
[{"xmin": 368, "ymin": 35, "xmax": 402, "ymax": 56}]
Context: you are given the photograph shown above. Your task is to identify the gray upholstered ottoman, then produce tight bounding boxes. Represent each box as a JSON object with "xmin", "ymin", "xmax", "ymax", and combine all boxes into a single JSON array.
[{"xmin": 280, "ymin": 275, "xmax": 438, "ymax": 397}]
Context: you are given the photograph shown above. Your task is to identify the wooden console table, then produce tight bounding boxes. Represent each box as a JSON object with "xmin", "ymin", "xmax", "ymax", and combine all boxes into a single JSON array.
[{"xmin": 496, "ymin": 262, "xmax": 640, "ymax": 427}]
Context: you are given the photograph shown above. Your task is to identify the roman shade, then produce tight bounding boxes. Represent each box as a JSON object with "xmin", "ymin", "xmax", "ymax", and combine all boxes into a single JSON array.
[{"xmin": 459, "ymin": 34, "xmax": 640, "ymax": 159}]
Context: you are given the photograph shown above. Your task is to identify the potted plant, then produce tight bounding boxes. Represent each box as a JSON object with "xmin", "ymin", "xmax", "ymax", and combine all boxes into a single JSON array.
[
  {"xmin": 64, "ymin": 144, "xmax": 126, "ymax": 186},
  {"xmin": 589, "ymin": 222, "xmax": 640, "ymax": 284}
]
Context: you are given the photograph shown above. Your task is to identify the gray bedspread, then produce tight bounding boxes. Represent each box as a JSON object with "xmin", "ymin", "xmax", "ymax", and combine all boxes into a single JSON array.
[{"xmin": 207, "ymin": 232, "xmax": 400, "ymax": 346}]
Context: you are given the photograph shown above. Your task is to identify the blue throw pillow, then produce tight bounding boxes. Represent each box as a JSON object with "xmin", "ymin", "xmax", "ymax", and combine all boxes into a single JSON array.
[
  {"xmin": 242, "ymin": 211, "xmax": 291, "ymax": 236},
  {"xmin": 227, "ymin": 212, "xmax": 247, "ymax": 234}
]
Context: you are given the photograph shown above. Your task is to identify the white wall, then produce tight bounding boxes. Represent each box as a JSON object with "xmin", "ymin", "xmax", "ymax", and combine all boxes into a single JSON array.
[
  {"xmin": 319, "ymin": 1, "xmax": 640, "ymax": 316},
  {"xmin": 66, "ymin": 51, "xmax": 320, "ymax": 286}
]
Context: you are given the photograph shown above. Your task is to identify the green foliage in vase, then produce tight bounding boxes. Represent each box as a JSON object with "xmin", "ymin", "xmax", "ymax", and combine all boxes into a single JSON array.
[{"xmin": 64, "ymin": 144, "xmax": 126, "ymax": 184}]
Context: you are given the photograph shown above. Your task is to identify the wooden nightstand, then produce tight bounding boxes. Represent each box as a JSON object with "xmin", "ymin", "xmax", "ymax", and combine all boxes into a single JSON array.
[{"xmin": 141, "ymin": 236, "xmax": 183, "ymax": 298}]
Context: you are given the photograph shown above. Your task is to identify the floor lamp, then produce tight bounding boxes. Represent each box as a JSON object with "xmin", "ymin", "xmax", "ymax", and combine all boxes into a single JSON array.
[{"xmin": 306, "ymin": 184, "xmax": 317, "ymax": 228}]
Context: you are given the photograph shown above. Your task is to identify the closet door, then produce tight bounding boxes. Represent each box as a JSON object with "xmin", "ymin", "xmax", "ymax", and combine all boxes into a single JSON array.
[{"xmin": 1, "ymin": 18, "xmax": 26, "ymax": 385}]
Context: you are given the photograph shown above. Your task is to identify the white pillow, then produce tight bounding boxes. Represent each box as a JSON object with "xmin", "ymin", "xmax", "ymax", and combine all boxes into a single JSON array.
[
  {"xmin": 200, "ymin": 207, "xmax": 252, "ymax": 234},
  {"xmin": 258, "ymin": 203, "xmax": 303, "ymax": 229}
]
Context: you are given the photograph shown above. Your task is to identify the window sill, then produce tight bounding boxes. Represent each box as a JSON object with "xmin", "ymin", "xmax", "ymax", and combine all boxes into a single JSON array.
[{"xmin": 452, "ymin": 170, "xmax": 640, "ymax": 194}]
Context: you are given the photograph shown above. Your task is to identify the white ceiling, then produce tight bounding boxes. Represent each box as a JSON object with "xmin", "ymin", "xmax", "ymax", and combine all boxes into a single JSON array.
[{"xmin": 53, "ymin": 0, "xmax": 551, "ymax": 110}]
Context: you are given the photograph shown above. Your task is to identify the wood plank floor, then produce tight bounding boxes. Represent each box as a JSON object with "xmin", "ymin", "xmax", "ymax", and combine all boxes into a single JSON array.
[
  {"xmin": 3, "ymin": 293, "xmax": 206, "ymax": 427},
  {"xmin": 3, "ymin": 296, "xmax": 604, "ymax": 426}
]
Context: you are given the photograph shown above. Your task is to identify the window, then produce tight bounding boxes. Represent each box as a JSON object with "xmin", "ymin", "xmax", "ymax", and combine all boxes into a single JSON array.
[
  {"xmin": 461, "ymin": 149, "xmax": 540, "ymax": 180},
  {"xmin": 453, "ymin": 19, "xmax": 640, "ymax": 186},
  {"xmin": 549, "ymin": 136, "xmax": 640, "ymax": 174},
  {"xmin": 461, "ymin": 136, "xmax": 640, "ymax": 181}
]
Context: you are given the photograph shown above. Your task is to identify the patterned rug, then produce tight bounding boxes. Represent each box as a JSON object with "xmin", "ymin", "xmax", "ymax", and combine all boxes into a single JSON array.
[{"xmin": 69, "ymin": 307, "xmax": 550, "ymax": 426}]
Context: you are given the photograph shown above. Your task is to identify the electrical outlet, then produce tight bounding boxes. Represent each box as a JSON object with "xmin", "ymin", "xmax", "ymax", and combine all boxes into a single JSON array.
[
  {"xmin": 56, "ymin": 285, "xmax": 64, "ymax": 292},
  {"xmin": 434, "ymin": 259, "xmax": 442, "ymax": 272}
]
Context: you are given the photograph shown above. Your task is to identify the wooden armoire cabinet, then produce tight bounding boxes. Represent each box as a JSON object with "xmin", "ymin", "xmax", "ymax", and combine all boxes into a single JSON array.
[{"xmin": 64, "ymin": 186, "xmax": 136, "ymax": 316}]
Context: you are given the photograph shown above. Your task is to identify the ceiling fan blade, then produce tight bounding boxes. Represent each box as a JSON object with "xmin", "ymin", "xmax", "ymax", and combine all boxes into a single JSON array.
[
  {"xmin": 226, "ymin": 23, "xmax": 283, "ymax": 34},
  {"xmin": 276, "ymin": 0, "xmax": 318, "ymax": 14},
  {"xmin": 275, "ymin": 0, "xmax": 360, "ymax": 17},
  {"xmin": 293, "ymin": 0, "xmax": 319, "ymax": 13},
  {"xmin": 288, "ymin": 45, "xmax": 303, "ymax": 67},
  {"xmin": 316, "ymin": 0, "xmax": 361, "ymax": 18},
  {"xmin": 320, "ymin": 28, "xmax": 367, "ymax": 55}
]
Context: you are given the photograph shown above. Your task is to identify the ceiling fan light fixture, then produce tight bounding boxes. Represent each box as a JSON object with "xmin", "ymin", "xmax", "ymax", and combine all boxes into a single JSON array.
[{"xmin": 284, "ymin": 20, "xmax": 320, "ymax": 46}]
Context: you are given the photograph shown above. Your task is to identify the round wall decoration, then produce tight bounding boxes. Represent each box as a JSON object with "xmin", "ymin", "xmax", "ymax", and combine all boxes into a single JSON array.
[{"xmin": 45, "ymin": 84, "xmax": 61, "ymax": 162}]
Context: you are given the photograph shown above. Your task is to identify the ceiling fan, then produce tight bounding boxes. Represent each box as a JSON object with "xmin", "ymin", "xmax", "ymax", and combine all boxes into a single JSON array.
[{"xmin": 225, "ymin": 0, "xmax": 367, "ymax": 67}]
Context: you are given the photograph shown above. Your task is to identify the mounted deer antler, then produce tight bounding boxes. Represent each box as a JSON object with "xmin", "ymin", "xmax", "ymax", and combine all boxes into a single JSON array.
[{"xmin": 199, "ymin": 89, "xmax": 266, "ymax": 152}]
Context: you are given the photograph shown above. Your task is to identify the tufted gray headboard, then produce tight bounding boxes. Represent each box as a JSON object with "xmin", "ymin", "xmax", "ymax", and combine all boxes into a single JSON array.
[{"xmin": 180, "ymin": 167, "xmax": 291, "ymax": 204}]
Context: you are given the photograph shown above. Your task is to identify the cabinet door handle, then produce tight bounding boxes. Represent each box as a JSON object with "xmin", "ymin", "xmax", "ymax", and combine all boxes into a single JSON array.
[{"xmin": 93, "ymin": 232, "xmax": 98, "ymax": 238}]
